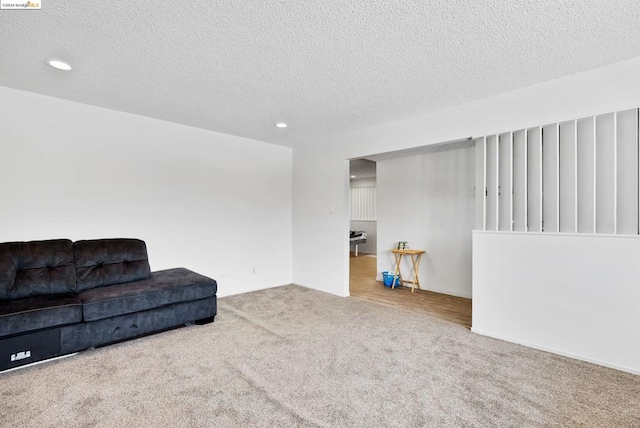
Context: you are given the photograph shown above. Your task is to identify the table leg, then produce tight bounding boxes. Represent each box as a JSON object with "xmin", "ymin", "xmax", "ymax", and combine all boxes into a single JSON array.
[
  {"xmin": 392, "ymin": 253, "xmax": 402, "ymax": 289},
  {"xmin": 410, "ymin": 254, "xmax": 423, "ymax": 293}
]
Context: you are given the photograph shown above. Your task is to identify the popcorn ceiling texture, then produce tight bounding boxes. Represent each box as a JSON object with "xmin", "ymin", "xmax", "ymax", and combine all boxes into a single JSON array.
[{"xmin": 1, "ymin": 1, "xmax": 640, "ymax": 146}]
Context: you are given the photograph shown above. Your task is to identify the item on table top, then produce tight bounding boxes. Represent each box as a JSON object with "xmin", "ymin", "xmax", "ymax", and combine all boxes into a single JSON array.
[{"xmin": 396, "ymin": 241, "xmax": 408, "ymax": 250}]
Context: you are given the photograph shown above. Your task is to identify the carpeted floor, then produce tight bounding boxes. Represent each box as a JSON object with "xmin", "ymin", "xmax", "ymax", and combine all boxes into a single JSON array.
[{"xmin": 1, "ymin": 285, "xmax": 639, "ymax": 427}]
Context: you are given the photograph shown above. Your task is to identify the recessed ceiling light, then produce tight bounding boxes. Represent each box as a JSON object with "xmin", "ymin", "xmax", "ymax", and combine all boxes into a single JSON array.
[
  {"xmin": 46, "ymin": 59, "xmax": 72, "ymax": 71},
  {"xmin": 350, "ymin": 175, "xmax": 356, "ymax": 178},
  {"xmin": 275, "ymin": 122, "xmax": 287, "ymax": 128}
]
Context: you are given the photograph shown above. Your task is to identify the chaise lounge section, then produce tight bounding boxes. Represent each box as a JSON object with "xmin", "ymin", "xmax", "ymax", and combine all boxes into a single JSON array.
[{"xmin": 0, "ymin": 238, "xmax": 217, "ymax": 371}]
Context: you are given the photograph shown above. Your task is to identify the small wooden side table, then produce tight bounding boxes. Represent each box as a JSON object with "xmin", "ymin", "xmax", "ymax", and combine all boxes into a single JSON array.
[{"xmin": 391, "ymin": 249, "xmax": 425, "ymax": 293}]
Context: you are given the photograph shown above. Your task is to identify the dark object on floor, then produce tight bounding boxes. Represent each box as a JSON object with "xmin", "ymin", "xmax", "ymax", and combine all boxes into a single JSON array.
[
  {"xmin": 349, "ymin": 230, "xmax": 367, "ymax": 256},
  {"xmin": 0, "ymin": 238, "xmax": 217, "ymax": 371}
]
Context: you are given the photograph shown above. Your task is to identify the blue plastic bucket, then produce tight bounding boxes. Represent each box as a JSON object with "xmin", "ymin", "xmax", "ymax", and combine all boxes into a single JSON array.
[{"xmin": 382, "ymin": 271, "xmax": 401, "ymax": 288}]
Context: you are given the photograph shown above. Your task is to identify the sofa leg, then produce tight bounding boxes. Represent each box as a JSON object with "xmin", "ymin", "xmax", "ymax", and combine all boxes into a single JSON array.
[{"xmin": 194, "ymin": 316, "xmax": 215, "ymax": 325}]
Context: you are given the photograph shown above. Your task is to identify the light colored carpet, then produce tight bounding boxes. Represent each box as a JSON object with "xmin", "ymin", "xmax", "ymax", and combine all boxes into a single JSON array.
[{"xmin": 1, "ymin": 285, "xmax": 639, "ymax": 427}]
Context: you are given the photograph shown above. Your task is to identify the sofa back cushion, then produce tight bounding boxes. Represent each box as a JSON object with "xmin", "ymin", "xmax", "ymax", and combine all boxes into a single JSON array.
[
  {"xmin": 0, "ymin": 239, "xmax": 76, "ymax": 300},
  {"xmin": 74, "ymin": 239, "xmax": 151, "ymax": 292}
]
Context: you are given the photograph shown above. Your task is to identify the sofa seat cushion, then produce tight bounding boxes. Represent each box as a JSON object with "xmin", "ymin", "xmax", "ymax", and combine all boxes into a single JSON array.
[
  {"xmin": 0, "ymin": 294, "xmax": 82, "ymax": 337},
  {"xmin": 78, "ymin": 268, "xmax": 217, "ymax": 322}
]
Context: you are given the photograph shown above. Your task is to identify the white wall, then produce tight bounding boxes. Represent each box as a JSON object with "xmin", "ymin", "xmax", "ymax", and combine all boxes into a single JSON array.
[
  {"xmin": 293, "ymin": 141, "xmax": 350, "ymax": 296},
  {"xmin": 350, "ymin": 177, "xmax": 377, "ymax": 254},
  {"xmin": 0, "ymin": 86, "xmax": 292, "ymax": 297},
  {"xmin": 473, "ymin": 231, "xmax": 640, "ymax": 374},
  {"xmin": 292, "ymin": 55, "xmax": 640, "ymax": 372},
  {"xmin": 293, "ymin": 55, "xmax": 640, "ymax": 297},
  {"xmin": 377, "ymin": 147, "xmax": 475, "ymax": 298}
]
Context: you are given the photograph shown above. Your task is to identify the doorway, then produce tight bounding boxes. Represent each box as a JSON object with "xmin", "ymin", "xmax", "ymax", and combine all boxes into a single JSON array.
[
  {"xmin": 348, "ymin": 145, "xmax": 473, "ymax": 329},
  {"xmin": 348, "ymin": 158, "xmax": 379, "ymax": 309}
]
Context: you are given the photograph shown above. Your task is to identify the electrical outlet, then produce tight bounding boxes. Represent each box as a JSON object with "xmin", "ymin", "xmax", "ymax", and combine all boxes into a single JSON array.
[{"xmin": 251, "ymin": 267, "xmax": 256, "ymax": 275}]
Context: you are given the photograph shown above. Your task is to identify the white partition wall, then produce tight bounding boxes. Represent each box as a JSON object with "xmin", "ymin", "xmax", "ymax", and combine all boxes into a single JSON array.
[
  {"xmin": 477, "ymin": 108, "xmax": 640, "ymax": 236},
  {"xmin": 473, "ymin": 231, "xmax": 640, "ymax": 374},
  {"xmin": 473, "ymin": 108, "xmax": 640, "ymax": 375}
]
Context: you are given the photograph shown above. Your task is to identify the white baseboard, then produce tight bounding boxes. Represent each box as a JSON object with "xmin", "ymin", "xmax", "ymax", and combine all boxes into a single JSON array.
[
  {"xmin": 373, "ymin": 279, "xmax": 471, "ymax": 299},
  {"xmin": 216, "ymin": 282, "xmax": 293, "ymax": 298},
  {"xmin": 294, "ymin": 282, "xmax": 350, "ymax": 297},
  {"xmin": 471, "ymin": 327, "xmax": 640, "ymax": 376},
  {"xmin": 422, "ymin": 287, "xmax": 472, "ymax": 299}
]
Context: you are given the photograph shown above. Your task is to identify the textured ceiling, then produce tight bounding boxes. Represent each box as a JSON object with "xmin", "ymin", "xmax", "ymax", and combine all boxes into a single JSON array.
[{"xmin": 2, "ymin": 1, "xmax": 640, "ymax": 147}]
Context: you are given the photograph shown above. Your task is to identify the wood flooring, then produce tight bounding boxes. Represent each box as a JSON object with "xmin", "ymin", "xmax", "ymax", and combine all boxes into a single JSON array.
[{"xmin": 349, "ymin": 254, "xmax": 472, "ymax": 328}]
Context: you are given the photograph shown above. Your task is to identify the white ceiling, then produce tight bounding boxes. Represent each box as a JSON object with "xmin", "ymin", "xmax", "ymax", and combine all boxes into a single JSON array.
[{"xmin": 2, "ymin": 1, "xmax": 640, "ymax": 147}]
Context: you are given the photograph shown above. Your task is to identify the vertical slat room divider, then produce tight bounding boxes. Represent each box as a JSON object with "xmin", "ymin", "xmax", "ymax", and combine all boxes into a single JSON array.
[
  {"xmin": 350, "ymin": 186, "xmax": 376, "ymax": 221},
  {"xmin": 476, "ymin": 108, "xmax": 639, "ymax": 235}
]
